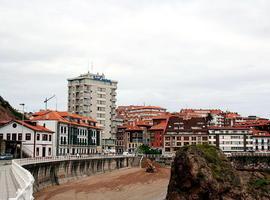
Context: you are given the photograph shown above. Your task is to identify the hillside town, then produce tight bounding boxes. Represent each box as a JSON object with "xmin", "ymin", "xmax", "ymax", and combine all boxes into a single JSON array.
[{"xmin": 0, "ymin": 72, "xmax": 269, "ymax": 159}]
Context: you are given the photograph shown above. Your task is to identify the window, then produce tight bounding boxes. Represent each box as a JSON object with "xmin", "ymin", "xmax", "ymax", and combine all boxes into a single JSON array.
[
  {"xmin": 12, "ymin": 133, "xmax": 16, "ymax": 141},
  {"xmin": 177, "ymin": 142, "xmax": 181, "ymax": 146},
  {"xmin": 98, "ymin": 87, "xmax": 106, "ymax": 92},
  {"xmin": 98, "ymin": 94, "xmax": 106, "ymax": 98},
  {"xmin": 97, "ymin": 100, "xmax": 106, "ymax": 105},
  {"xmin": 42, "ymin": 134, "xmax": 48, "ymax": 141},
  {"xmin": 97, "ymin": 113, "xmax": 105, "ymax": 118},
  {"xmin": 7, "ymin": 133, "xmax": 11, "ymax": 140},
  {"xmin": 48, "ymin": 148, "xmax": 51, "ymax": 156},
  {"xmin": 262, "ymin": 146, "xmax": 265, "ymax": 150},
  {"xmin": 202, "ymin": 137, "xmax": 208, "ymax": 141},
  {"xmin": 18, "ymin": 133, "xmax": 22, "ymax": 141},
  {"xmin": 97, "ymin": 107, "xmax": 105, "ymax": 111},
  {"xmin": 176, "ymin": 136, "xmax": 181, "ymax": 140},
  {"xmin": 192, "ymin": 137, "xmax": 196, "ymax": 141},
  {"xmin": 25, "ymin": 133, "xmax": 31, "ymax": 140},
  {"xmin": 165, "ymin": 137, "xmax": 170, "ymax": 141},
  {"xmin": 184, "ymin": 136, "xmax": 189, "ymax": 141},
  {"xmin": 12, "ymin": 123, "xmax": 17, "ymax": 128},
  {"xmin": 37, "ymin": 134, "xmax": 40, "ymax": 140},
  {"xmin": 49, "ymin": 135, "xmax": 52, "ymax": 141},
  {"xmin": 36, "ymin": 147, "xmax": 39, "ymax": 156},
  {"xmin": 0, "ymin": 134, "xmax": 3, "ymax": 140},
  {"xmin": 165, "ymin": 147, "xmax": 170, "ymax": 152}
]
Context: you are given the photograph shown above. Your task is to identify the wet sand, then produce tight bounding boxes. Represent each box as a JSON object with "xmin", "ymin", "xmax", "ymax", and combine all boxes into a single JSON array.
[{"xmin": 35, "ymin": 167, "xmax": 170, "ymax": 200}]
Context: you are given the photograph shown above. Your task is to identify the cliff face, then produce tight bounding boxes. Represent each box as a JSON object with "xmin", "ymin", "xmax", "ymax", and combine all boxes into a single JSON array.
[
  {"xmin": 0, "ymin": 96, "xmax": 23, "ymax": 120},
  {"xmin": 166, "ymin": 145, "xmax": 270, "ymax": 200}
]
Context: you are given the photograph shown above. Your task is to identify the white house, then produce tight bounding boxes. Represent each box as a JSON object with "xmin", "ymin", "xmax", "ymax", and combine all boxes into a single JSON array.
[
  {"xmin": 208, "ymin": 126, "xmax": 253, "ymax": 154},
  {"xmin": 252, "ymin": 129, "xmax": 270, "ymax": 152},
  {"xmin": 31, "ymin": 110, "xmax": 102, "ymax": 156},
  {"xmin": 0, "ymin": 120, "xmax": 54, "ymax": 157}
]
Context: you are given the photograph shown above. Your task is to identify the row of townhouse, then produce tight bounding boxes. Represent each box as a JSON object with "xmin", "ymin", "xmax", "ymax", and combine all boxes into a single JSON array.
[
  {"xmin": 115, "ymin": 113, "xmax": 270, "ymax": 156},
  {"xmin": 154, "ymin": 114, "xmax": 270, "ymax": 155},
  {"xmin": 0, "ymin": 110, "xmax": 102, "ymax": 157},
  {"xmin": 115, "ymin": 121, "xmax": 151, "ymax": 154},
  {"xmin": 116, "ymin": 105, "xmax": 167, "ymax": 125}
]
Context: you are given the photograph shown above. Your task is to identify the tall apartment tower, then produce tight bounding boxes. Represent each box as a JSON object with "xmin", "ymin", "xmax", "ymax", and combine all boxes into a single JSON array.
[{"xmin": 67, "ymin": 72, "xmax": 117, "ymax": 151}]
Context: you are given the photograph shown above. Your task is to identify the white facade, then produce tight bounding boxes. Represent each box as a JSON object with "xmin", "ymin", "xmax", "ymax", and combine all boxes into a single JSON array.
[
  {"xmin": 35, "ymin": 120, "xmax": 100, "ymax": 156},
  {"xmin": 210, "ymin": 114, "xmax": 224, "ymax": 127},
  {"xmin": 0, "ymin": 121, "xmax": 53, "ymax": 157},
  {"xmin": 253, "ymin": 137, "xmax": 270, "ymax": 152},
  {"xmin": 68, "ymin": 72, "xmax": 117, "ymax": 147},
  {"xmin": 208, "ymin": 128, "xmax": 253, "ymax": 153}
]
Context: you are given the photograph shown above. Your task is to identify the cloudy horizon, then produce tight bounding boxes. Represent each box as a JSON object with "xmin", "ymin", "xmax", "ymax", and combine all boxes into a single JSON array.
[{"xmin": 0, "ymin": 0, "xmax": 270, "ymax": 118}]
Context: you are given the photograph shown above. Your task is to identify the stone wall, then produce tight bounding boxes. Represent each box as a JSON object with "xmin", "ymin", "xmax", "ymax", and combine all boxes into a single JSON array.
[
  {"xmin": 23, "ymin": 156, "xmax": 140, "ymax": 192},
  {"xmin": 229, "ymin": 156, "xmax": 270, "ymax": 171}
]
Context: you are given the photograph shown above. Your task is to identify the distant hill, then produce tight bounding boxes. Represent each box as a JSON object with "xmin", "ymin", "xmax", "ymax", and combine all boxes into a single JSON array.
[{"xmin": 0, "ymin": 96, "xmax": 24, "ymax": 121}]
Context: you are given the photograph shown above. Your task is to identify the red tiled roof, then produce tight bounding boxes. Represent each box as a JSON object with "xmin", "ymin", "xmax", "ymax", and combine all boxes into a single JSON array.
[
  {"xmin": 208, "ymin": 126, "xmax": 250, "ymax": 130},
  {"xmin": 129, "ymin": 106, "xmax": 166, "ymax": 111},
  {"xmin": 252, "ymin": 129, "xmax": 270, "ymax": 137},
  {"xmin": 0, "ymin": 120, "xmax": 54, "ymax": 133},
  {"xmin": 136, "ymin": 120, "xmax": 151, "ymax": 127},
  {"xmin": 149, "ymin": 122, "xmax": 167, "ymax": 131},
  {"xmin": 31, "ymin": 110, "xmax": 100, "ymax": 129},
  {"xmin": 151, "ymin": 113, "xmax": 171, "ymax": 120},
  {"xmin": 126, "ymin": 125, "xmax": 143, "ymax": 131}
]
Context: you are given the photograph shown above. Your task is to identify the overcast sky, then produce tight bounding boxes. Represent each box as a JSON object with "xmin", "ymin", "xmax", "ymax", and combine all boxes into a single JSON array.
[{"xmin": 0, "ymin": 0, "xmax": 270, "ymax": 117}]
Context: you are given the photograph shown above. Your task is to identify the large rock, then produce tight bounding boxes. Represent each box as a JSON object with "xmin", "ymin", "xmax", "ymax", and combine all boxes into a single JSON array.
[{"xmin": 166, "ymin": 145, "xmax": 244, "ymax": 200}]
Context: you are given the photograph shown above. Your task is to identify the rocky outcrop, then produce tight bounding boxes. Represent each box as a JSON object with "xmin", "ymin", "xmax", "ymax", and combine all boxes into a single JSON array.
[
  {"xmin": 0, "ymin": 96, "xmax": 24, "ymax": 120},
  {"xmin": 166, "ymin": 145, "xmax": 270, "ymax": 200}
]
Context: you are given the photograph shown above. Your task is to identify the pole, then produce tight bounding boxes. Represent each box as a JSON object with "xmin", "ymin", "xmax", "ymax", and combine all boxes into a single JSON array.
[{"xmin": 20, "ymin": 103, "xmax": 25, "ymax": 158}]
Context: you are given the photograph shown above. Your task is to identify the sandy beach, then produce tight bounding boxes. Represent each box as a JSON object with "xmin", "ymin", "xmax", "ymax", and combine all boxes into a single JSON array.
[{"xmin": 35, "ymin": 167, "xmax": 170, "ymax": 200}]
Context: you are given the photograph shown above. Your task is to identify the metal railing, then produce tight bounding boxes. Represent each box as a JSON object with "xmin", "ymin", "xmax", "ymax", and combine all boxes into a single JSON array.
[{"xmin": 14, "ymin": 154, "xmax": 135, "ymax": 166}]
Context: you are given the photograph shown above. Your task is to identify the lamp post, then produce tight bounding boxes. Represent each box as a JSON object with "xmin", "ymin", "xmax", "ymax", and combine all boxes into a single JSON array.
[{"xmin": 19, "ymin": 103, "xmax": 25, "ymax": 158}]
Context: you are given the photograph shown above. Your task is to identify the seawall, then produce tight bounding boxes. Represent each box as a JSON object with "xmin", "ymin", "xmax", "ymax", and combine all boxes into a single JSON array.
[{"xmin": 21, "ymin": 156, "xmax": 140, "ymax": 192}]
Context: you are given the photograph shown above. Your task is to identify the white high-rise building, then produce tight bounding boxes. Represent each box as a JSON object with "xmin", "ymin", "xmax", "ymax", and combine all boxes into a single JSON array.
[{"xmin": 67, "ymin": 72, "xmax": 117, "ymax": 151}]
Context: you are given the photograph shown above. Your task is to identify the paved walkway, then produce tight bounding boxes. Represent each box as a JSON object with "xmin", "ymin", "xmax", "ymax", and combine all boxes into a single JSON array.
[{"xmin": 0, "ymin": 164, "xmax": 19, "ymax": 200}]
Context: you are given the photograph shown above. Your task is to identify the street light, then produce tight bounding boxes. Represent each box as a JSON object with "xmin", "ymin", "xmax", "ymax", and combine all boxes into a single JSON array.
[{"xmin": 19, "ymin": 103, "xmax": 25, "ymax": 158}]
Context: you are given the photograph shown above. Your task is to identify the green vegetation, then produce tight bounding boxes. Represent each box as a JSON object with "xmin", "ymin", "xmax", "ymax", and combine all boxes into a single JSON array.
[
  {"xmin": 252, "ymin": 178, "xmax": 270, "ymax": 188},
  {"xmin": 138, "ymin": 144, "xmax": 161, "ymax": 154},
  {"xmin": 195, "ymin": 144, "xmax": 239, "ymax": 184}
]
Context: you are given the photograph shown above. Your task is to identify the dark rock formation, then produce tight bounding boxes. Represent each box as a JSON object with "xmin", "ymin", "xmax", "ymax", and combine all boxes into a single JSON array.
[{"xmin": 166, "ymin": 145, "xmax": 270, "ymax": 200}]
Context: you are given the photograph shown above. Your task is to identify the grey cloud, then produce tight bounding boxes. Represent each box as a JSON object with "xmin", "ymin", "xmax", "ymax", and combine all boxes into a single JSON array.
[{"xmin": 0, "ymin": 0, "xmax": 270, "ymax": 118}]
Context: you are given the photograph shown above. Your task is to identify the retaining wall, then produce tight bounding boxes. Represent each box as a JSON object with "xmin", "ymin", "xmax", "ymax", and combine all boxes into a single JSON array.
[{"xmin": 22, "ymin": 156, "xmax": 140, "ymax": 192}]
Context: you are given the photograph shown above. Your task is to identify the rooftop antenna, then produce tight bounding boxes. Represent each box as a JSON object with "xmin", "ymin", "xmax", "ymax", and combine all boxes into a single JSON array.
[
  {"xmin": 91, "ymin": 61, "xmax": 94, "ymax": 73},
  {"xmin": 44, "ymin": 95, "xmax": 55, "ymax": 110},
  {"xmin": 87, "ymin": 60, "xmax": 90, "ymax": 73},
  {"xmin": 55, "ymin": 95, "xmax": 58, "ymax": 111}
]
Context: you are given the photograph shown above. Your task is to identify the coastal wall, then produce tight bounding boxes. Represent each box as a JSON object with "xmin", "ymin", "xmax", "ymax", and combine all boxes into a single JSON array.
[
  {"xmin": 229, "ymin": 154, "xmax": 270, "ymax": 170},
  {"xmin": 21, "ymin": 156, "xmax": 140, "ymax": 192}
]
